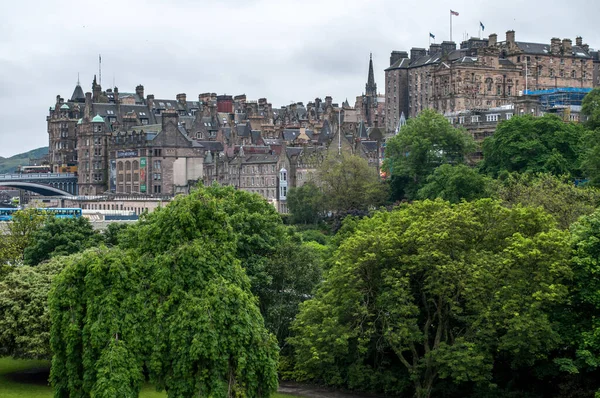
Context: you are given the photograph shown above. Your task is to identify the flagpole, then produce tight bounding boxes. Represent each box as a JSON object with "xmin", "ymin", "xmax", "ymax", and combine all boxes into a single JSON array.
[{"xmin": 450, "ymin": 11, "xmax": 452, "ymax": 43}]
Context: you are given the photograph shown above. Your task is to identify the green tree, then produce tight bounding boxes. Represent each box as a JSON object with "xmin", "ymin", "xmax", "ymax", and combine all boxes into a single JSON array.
[
  {"xmin": 290, "ymin": 199, "xmax": 571, "ymax": 398},
  {"xmin": 0, "ymin": 208, "xmax": 47, "ymax": 266},
  {"xmin": 494, "ymin": 172, "xmax": 600, "ymax": 229},
  {"xmin": 581, "ymin": 87, "xmax": 600, "ymax": 130},
  {"xmin": 50, "ymin": 185, "xmax": 280, "ymax": 397},
  {"xmin": 417, "ymin": 164, "xmax": 492, "ymax": 203},
  {"xmin": 287, "ymin": 182, "xmax": 324, "ymax": 224},
  {"xmin": 0, "ymin": 258, "xmax": 64, "ymax": 360},
  {"xmin": 383, "ymin": 109, "xmax": 476, "ymax": 200},
  {"xmin": 481, "ymin": 114, "xmax": 586, "ymax": 177},
  {"xmin": 23, "ymin": 216, "xmax": 101, "ymax": 266},
  {"xmin": 318, "ymin": 153, "xmax": 389, "ymax": 213},
  {"xmin": 580, "ymin": 129, "xmax": 600, "ymax": 187}
]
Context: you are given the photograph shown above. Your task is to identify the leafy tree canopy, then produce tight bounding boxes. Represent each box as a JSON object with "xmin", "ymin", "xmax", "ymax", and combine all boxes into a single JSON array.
[
  {"xmin": 0, "ymin": 208, "xmax": 47, "ymax": 266},
  {"xmin": 493, "ymin": 172, "xmax": 600, "ymax": 229},
  {"xmin": 581, "ymin": 87, "xmax": 600, "ymax": 130},
  {"xmin": 23, "ymin": 216, "xmax": 101, "ymax": 266},
  {"xmin": 317, "ymin": 153, "xmax": 389, "ymax": 213},
  {"xmin": 383, "ymin": 109, "xmax": 476, "ymax": 200},
  {"xmin": 290, "ymin": 199, "xmax": 571, "ymax": 398},
  {"xmin": 287, "ymin": 181, "xmax": 324, "ymax": 225},
  {"xmin": 480, "ymin": 114, "xmax": 586, "ymax": 177},
  {"xmin": 49, "ymin": 185, "xmax": 280, "ymax": 398},
  {"xmin": 0, "ymin": 258, "xmax": 64, "ymax": 360},
  {"xmin": 417, "ymin": 164, "xmax": 492, "ymax": 203}
]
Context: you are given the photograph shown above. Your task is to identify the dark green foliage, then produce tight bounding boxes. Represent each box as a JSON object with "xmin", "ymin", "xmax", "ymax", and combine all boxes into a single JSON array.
[
  {"xmin": 581, "ymin": 88, "xmax": 600, "ymax": 131},
  {"xmin": 493, "ymin": 172, "xmax": 600, "ymax": 229},
  {"xmin": 480, "ymin": 114, "xmax": 586, "ymax": 177},
  {"xmin": 417, "ymin": 164, "xmax": 492, "ymax": 203},
  {"xmin": 0, "ymin": 259, "xmax": 64, "ymax": 360},
  {"xmin": 383, "ymin": 109, "xmax": 476, "ymax": 200},
  {"xmin": 287, "ymin": 182, "xmax": 324, "ymax": 224},
  {"xmin": 23, "ymin": 217, "xmax": 101, "ymax": 266},
  {"xmin": 49, "ymin": 185, "xmax": 280, "ymax": 397},
  {"xmin": 318, "ymin": 153, "xmax": 389, "ymax": 213},
  {"xmin": 290, "ymin": 199, "xmax": 571, "ymax": 398},
  {"xmin": 102, "ymin": 222, "xmax": 131, "ymax": 247}
]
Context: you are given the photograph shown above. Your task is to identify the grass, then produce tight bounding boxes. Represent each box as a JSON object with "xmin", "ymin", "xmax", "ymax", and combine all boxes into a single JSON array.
[{"xmin": 0, "ymin": 357, "xmax": 293, "ymax": 397}]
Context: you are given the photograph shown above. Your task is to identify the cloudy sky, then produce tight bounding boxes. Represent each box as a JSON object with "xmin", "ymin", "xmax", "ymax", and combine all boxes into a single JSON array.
[{"xmin": 0, "ymin": 0, "xmax": 598, "ymax": 157}]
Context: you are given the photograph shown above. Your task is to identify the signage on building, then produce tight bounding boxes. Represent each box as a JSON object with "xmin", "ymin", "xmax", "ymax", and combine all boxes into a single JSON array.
[
  {"xmin": 140, "ymin": 157, "xmax": 147, "ymax": 193},
  {"xmin": 117, "ymin": 149, "xmax": 139, "ymax": 158},
  {"xmin": 109, "ymin": 160, "xmax": 116, "ymax": 192}
]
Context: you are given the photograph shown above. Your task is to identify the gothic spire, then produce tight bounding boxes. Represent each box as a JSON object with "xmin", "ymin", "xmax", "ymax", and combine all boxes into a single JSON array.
[{"xmin": 366, "ymin": 53, "xmax": 377, "ymax": 97}]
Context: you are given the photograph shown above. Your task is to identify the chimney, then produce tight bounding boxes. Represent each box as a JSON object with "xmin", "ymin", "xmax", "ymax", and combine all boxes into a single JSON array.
[
  {"xmin": 506, "ymin": 30, "xmax": 515, "ymax": 45},
  {"xmin": 551, "ymin": 38, "xmax": 561, "ymax": 54},
  {"xmin": 410, "ymin": 47, "xmax": 427, "ymax": 61},
  {"xmin": 576, "ymin": 36, "xmax": 583, "ymax": 47},
  {"xmin": 161, "ymin": 109, "xmax": 179, "ymax": 130},
  {"xmin": 562, "ymin": 38, "xmax": 572, "ymax": 55},
  {"xmin": 146, "ymin": 94, "xmax": 154, "ymax": 110},
  {"xmin": 325, "ymin": 96, "xmax": 333, "ymax": 107},
  {"xmin": 583, "ymin": 43, "xmax": 590, "ymax": 52},
  {"xmin": 441, "ymin": 41, "xmax": 456, "ymax": 56},
  {"xmin": 390, "ymin": 50, "xmax": 408, "ymax": 66},
  {"xmin": 176, "ymin": 93, "xmax": 187, "ymax": 106},
  {"xmin": 429, "ymin": 43, "xmax": 442, "ymax": 54},
  {"xmin": 84, "ymin": 92, "xmax": 92, "ymax": 121},
  {"xmin": 488, "ymin": 33, "xmax": 497, "ymax": 47},
  {"xmin": 136, "ymin": 85, "xmax": 144, "ymax": 100},
  {"xmin": 114, "ymin": 87, "xmax": 121, "ymax": 121}
]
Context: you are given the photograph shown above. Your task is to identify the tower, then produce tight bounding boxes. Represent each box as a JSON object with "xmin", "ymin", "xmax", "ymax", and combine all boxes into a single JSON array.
[{"xmin": 363, "ymin": 53, "xmax": 378, "ymax": 126}]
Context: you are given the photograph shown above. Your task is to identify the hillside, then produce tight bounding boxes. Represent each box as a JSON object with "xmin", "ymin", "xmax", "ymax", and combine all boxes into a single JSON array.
[{"xmin": 0, "ymin": 147, "xmax": 49, "ymax": 174}]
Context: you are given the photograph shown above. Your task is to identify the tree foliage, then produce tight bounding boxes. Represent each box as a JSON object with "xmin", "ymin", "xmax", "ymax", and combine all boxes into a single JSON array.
[
  {"xmin": 289, "ymin": 199, "xmax": 571, "ymax": 398},
  {"xmin": 480, "ymin": 114, "xmax": 586, "ymax": 177},
  {"xmin": 23, "ymin": 216, "xmax": 101, "ymax": 266},
  {"xmin": 0, "ymin": 208, "xmax": 47, "ymax": 266},
  {"xmin": 317, "ymin": 153, "xmax": 388, "ymax": 213},
  {"xmin": 582, "ymin": 87, "xmax": 600, "ymax": 131},
  {"xmin": 0, "ymin": 258, "xmax": 64, "ymax": 360},
  {"xmin": 493, "ymin": 172, "xmax": 600, "ymax": 229},
  {"xmin": 287, "ymin": 182, "xmax": 324, "ymax": 224},
  {"xmin": 383, "ymin": 109, "xmax": 476, "ymax": 200},
  {"xmin": 49, "ymin": 185, "xmax": 280, "ymax": 398},
  {"xmin": 417, "ymin": 164, "xmax": 492, "ymax": 203}
]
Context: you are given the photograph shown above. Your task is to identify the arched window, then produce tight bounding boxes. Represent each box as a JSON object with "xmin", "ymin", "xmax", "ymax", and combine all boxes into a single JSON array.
[
  {"xmin": 118, "ymin": 162, "xmax": 124, "ymax": 171},
  {"xmin": 125, "ymin": 161, "xmax": 131, "ymax": 171}
]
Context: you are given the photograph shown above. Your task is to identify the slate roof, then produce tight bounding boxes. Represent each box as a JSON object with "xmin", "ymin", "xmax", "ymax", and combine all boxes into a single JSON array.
[
  {"xmin": 515, "ymin": 42, "xmax": 591, "ymax": 58},
  {"xmin": 385, "ymin": 57, "xmax": 411, "ymax": 71},
  {"xmin": 283, "ymin": 129, "xmax": 300, "ymax": 141},
  {"xmin": 286, "ymin": 147, "xmax": 303, "ymax": 158},
  {"xmin": 361, "ymin": 141, "xmax": 378, "ymax": 153},
  {"xmin": 236, "ymin": 123, "xmax": 252, "ymax": 137},
  {"xmin": 70, "ymin": 84, "xmax": 85, "ymax": 102},
  {"xmin": 197, "ymin": 141, "xmax": 224, "ymax": 151}
]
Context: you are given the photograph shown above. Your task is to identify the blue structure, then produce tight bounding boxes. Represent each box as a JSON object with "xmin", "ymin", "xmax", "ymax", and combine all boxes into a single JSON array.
[{"xmin": 523, "ymin": 88, "xmax": 592, "ymax": 111}]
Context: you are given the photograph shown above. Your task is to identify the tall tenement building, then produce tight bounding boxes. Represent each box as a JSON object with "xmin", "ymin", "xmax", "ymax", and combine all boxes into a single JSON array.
[{"xmin": 385, "ymin": 31, "xmax": 600, "ymax": 133}]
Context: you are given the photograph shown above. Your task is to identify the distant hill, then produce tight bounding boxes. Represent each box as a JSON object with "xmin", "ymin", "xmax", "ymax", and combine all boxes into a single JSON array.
[{"xmin": 0, "ymin": 147, "xmax": 49, "ymax": 174}]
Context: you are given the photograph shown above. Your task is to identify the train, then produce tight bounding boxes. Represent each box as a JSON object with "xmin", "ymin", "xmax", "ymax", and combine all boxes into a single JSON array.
[
  {"xmin": 17, "ymin": 164, "xmax": 78, "ymax": 174},
  {"xmin": 0, "ymin": 207, "xmax": 82, "ymax": 221}
]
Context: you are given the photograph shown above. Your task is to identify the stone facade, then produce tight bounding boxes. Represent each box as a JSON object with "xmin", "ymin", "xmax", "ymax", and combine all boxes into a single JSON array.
[{"xmin": 385, "ymin": 31, "xmax": 599, "ymax": 133}]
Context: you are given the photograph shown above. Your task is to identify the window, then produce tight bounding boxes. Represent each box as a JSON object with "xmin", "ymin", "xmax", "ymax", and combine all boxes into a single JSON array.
[
  {"xmin": 486, "ymin": 114, "xmax": 499, "ymax": 122},
  {"xmin": 153, "ymin": 160, "xmax": 161, "ymax": 170},
  {"xmin": 153, "ymin": 173, "xmax": 161, "ymax": 181},
  {"xmin": 507, "ymin": 86, "xmax": 512, "ymax": 96},
  {"xmin": 550, "ymin": 69, "xmax": 554, "ymax": 77},
  {"xmin": 471, "ymin": 115, "xmax": 480, "ymax": 123},
  {"xmin": 153, "ymin": 149, "xmax": 162, "ymax": 157},
  {"xmin": 497, "ymin": 85, "xmax": 502, "ymax": 96},
  {"xmin": 571, "ymin": 70, "xmax": 576, "ymax": 78},
  {"xmin": 560, "ymin": 58, "xmax": 565, "ymax": 65},
  {"xmin": 153, "ymin": 185, "xmax": 162, "ymax": 193},
  {"xmin": 560, "ymin": 70, "xmax": 565, "ymax": 77},
  {"xmin": 506, "ymin": 113, "xmax": 513, "ymax": 120},
  {"xmin": 458, "ymin": 116, "xmax": 465, "ymax": 124}
]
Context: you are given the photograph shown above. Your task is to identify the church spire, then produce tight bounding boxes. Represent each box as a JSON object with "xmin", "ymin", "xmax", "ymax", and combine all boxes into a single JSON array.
[{"xmin": 366, "ymin": 53, "xmax": 377, "ymax": 97}]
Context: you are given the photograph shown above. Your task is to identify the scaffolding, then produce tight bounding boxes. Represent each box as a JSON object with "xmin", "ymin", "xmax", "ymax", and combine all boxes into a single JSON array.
[{"xmin": 524, "ymin": 88, "xmax": 592, "ymax": 111}]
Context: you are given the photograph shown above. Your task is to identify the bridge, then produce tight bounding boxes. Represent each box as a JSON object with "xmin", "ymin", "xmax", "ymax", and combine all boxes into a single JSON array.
[{"xmin": 0, "ymin": 173, "xmax": 78, "ymax": 196}]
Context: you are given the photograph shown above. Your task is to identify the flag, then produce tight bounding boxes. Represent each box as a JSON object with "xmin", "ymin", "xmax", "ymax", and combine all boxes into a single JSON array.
[
  {"xmin": 480, "ymin": 21, "xmax": 485, "ymax": 31},
  {"xmin": 451, "ymin": 9, "xmax": 459, "ymax": 16},
  {"xmin": 429, "ymin": 32, "xmax": 435, "ymax": 39}
]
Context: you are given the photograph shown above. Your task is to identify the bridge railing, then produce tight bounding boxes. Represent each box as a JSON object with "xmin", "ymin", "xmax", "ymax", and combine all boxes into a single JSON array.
[{"xmin": 0, "ymin": 173, "xmax": 77, "ymax": 180}]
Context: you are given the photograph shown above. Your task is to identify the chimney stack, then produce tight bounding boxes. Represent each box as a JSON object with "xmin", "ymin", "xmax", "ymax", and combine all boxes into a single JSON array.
[
  {"xmin": 390, "ymin": 50, "xmax": 408, "ymax": 66},
  {"xmin": 562, "ymin": 38, "xmax": 572, "ymax": 55},
  {"xmin": 84, "ymin": 92, "xmax": 92, "ymax": 121},
  {"xmin": 576, "ymin": 36, "xmax": 583, "ymax": 47},
  {"xmin": 410, "ymin": 47, "xmax": 427, "ymax": 61},
  {"xmin": 429, "ymin": 44, "xmax": 442, "ymax": 54},
  {"xmin": 488, "ymin": 33, "xmax": 497, "ymax": 47},
  {"xmin": 506, "ymin": 30, "xmax": 515, "ymax": 46},
  {"xmin": 146, "ymin": 94, "xmax": 154, "ymax": 110},
  {"xmin": 441, "ymin": 41, "xmax": 456, "ymax": 56},
  {"xmin": 176, "ymin": 93, "xmax": 187, "ymax": 106},
  {"xmin": 551, "ymin": 38, "xmax": 561, "ymax": 54},
  {"xmin": 135, "ymin": 85, "xmax": 144, "ymax": 100}
]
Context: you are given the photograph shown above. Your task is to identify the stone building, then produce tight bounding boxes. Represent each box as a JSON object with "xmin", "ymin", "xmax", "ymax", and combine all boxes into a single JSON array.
[{"xmin": 385, "ymin": 31, "xmax": 598, "ymax": 133}]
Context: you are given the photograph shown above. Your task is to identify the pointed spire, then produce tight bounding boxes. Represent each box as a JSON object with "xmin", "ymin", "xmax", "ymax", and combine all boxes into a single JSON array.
[{"xmin": 366, "ymin": 53, "xmax": 377, "ymax": 97}]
